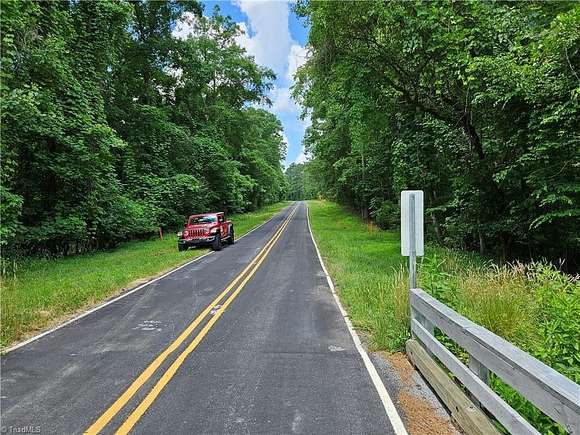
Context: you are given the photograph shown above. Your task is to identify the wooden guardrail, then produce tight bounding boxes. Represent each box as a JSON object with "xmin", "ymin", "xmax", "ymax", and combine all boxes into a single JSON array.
[{"xmin": 408, "ymin": 287, "xmax": 580, "ymax": 435}]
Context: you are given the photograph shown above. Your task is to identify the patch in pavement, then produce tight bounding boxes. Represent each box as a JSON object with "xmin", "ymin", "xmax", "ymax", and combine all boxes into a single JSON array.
[
  {"xmin": 210, "ymin": 305, "xmax": 222, "ymax": 315},
  {"xmin": 132, "ymin": 320, "xmax": 163, "ymax": 332}
]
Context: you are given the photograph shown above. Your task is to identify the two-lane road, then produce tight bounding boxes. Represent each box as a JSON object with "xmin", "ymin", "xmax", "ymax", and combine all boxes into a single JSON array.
[{"xmin": 1, "ymin": 202, "xmax": 405, "ymax": 434}]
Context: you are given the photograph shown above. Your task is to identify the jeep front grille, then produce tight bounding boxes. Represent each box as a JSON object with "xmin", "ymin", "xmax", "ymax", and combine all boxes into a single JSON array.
[{"xmin": 190, "ymin": 228, "xmax": 205, "ymax": 237}]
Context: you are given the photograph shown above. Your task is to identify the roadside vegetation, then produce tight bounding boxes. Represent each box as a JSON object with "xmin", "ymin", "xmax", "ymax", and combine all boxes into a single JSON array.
[
  {"xmin": 308, "ymin": 200, "xmax": 579, "ymax": 434},
  {"xmin": 0, "ymin": 202, "xmax": 289, "ymax": 349},
  {"xmin": 293, "ymin": 1, "xmax": 579, "ymax": 271}
]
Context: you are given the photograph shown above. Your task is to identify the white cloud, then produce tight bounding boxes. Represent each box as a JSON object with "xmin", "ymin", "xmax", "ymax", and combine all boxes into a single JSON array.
[
  {"xmin": 172, "ymin": 12, "xmax": 201, "ymax": 40},
  {"xmin": 234, "ymin": 22, "xmax": 251, "ymax": 52},
  {"xmin": 182, "ymin": 1, "xmax": 309, "ymax": 168},
  {"xmin": 270, "ymin": 86, "xmax": 299, "ymax": 113},
  {"xmin": 294, "ymin": 148, "xmax": 309, "ymax": 164},
  {"xmin": 299, "ymin": 113, "xmax": 311, "ymax": 131},
  {"xmin": 168, "ymin": 67, "xmax": 183, "ymax": 80},
  {"xmin": 287, "ymin": 44, "xmax": 308, "ymax": 82},
  {"xmin": 234, "ymin": 0, "xmax": 292, "ymax": 76}
]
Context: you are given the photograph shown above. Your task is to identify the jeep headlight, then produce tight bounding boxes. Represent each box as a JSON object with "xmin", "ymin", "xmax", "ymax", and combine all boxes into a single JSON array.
[
  {"xmin": 210, "ymin": 227, "xmax": 218, "ymax": 234},
  {"xmin": 177, "ymin": 231, "xmax": 183, "ymax": 237}
]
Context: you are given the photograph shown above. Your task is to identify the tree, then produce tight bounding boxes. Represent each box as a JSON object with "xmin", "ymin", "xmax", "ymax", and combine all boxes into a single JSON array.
[
  {"xmin": 284, "ymin": 162, "xmax": 317, "ymax": 201},
  {"xmin": 294, "ymin": 0, "xmax": 579, "ymax": 268},
  {"xmin": 1, "ymin": 1, "xmax": 287, "ymax": 256}
]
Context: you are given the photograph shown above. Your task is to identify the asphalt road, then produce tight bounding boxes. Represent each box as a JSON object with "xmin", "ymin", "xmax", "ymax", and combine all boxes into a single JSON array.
[{"xmin": 1, "ymin": 202, "xmax": 403, "ymax": 434}]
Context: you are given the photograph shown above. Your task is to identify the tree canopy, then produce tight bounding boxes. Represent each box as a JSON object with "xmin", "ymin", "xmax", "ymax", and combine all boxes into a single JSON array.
[
  {"xmin": 293, "ymin": 0, "xmax": 579, "ymax": 268},
  {"xmin": 1, "ymin": 0, "xmax": 287, "ymax": 255},
  {"xmin": 284, "ymin": 162, "xmax": 317, "ymax": 201}
]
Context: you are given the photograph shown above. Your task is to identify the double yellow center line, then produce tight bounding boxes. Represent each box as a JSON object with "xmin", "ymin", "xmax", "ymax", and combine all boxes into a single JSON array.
[{"xmin": 85, "ymin": 205, "xmax": 299, "ymax": 434}]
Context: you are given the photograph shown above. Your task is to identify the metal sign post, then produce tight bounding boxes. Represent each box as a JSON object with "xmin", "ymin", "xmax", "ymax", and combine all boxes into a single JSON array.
[
  {"xmin": 401, "ymin": 190, "xmax": 424, "ymax": 289},
  {"xmin": 409, "ymin": 193, "xmax": 417, "ymax": 289}
]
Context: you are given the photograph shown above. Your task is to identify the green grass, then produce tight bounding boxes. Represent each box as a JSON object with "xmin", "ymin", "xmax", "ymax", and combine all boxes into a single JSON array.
[
  {"xmin": 0, "ymin": 201, "xmax": 291, "ymax": 348},
  {"xmin": 308, "ymin": 200, "xmax": 579, "ymax": 434}
]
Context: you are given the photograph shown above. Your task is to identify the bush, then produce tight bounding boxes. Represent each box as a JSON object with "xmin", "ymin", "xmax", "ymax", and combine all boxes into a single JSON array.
[
  {"xmin": 0, "ymin": 186, "xmax": 23, "ymax": 248},
  {"xmin": 370, "ymin": 199, "xmax": 399, "ymax": 230},
  {"xmin": 531, "ymin": 263, "xmax": 580, "ymax": 384},
  {"xmin": 142, "ymin": 174, "xmax": 210, "ymax": 230}
]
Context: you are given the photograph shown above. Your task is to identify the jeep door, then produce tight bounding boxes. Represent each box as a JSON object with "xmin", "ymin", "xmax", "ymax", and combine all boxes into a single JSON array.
[{"xmin": 217, "ymin": 214, "xmax": 227, "ymax": 239}]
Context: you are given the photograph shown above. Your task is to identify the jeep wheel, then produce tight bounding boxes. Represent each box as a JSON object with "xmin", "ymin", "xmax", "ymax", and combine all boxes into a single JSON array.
[
  {"xmin": 211, "ymin": 234, "xmax": 222, "ymax": 251},
  {"xmin": 178, "ymin": 244, "xmax": 186, "ymax": 252},
  {"xmin": 228, "ymin": 226, "xmax": 235, "ymax": 245}
]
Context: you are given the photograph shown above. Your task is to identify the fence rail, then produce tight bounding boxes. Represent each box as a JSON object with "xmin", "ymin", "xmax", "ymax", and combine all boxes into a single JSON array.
[{"xmin": 409, "ymin": 287, "xmax": 580, "ymax": 435}]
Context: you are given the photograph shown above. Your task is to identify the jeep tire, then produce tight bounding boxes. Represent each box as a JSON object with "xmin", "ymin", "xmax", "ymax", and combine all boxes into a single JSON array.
[
  {"xmin": 178, "ymin": 244, "xmax": 186, "ymax": 252},
  {"xmin": 212, "ymin": 233, "xmax": 222, "ymax": 251}
]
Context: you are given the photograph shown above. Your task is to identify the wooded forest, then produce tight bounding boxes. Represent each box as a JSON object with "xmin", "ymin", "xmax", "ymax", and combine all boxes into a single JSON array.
[
  {"xmin": 293, "ymin": 1, "xmax": 579, "ymax": 269},
  {"xmin": 1, "ymin": 1, "xmax": 287, "ymax": 256}
]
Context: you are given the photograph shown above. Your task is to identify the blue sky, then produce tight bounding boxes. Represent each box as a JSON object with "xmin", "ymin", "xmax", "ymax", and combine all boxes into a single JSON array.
[{"xmin": 200, "ymin": 1, "xmax": 310, "ymax": 167}]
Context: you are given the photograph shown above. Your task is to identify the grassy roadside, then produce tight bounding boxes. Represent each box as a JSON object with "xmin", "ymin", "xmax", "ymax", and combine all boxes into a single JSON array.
[
  {"xmin": 0, "ymin": 201, "xmax": 291, "ymax": 348},
  {"xmin": 307, "ymin": 200, "xmax": 579, "ymax": 434}
]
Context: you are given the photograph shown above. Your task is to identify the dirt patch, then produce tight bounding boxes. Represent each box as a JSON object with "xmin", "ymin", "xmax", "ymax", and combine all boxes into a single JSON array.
[
  {"xmin": 398, "ymin": 390, "xmax": 457, "ymax": 435},
  {"xmin": 37, "ymin": 309, "xmax": 53, "ymax": 318},
  {"xmin": 377, "ymin": 351, "xmax": 460, "ymax": 435},
  {"xmin": 379, "ymin": 351, "xmax": 414, "ymax": 385}
]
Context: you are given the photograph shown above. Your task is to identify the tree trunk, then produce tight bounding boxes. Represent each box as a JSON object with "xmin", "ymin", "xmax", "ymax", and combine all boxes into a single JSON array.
[
  {"xmin": 361, "ymin": 206, "xmax": 369, "ymax": 220},
  {"xmin": 501, "ymin": 234, "xmax": 512, "ymax": 263},
  {"xmin": 432, "ymin": 214, "xmax": 442, "ymax": 240},
  {"xmin": 463, "ymin": 117, "xmax": 484, "ymax": 160},
  {"xmin": 429, "ymin": 189, "xmax": 442, "ymax": 240},
  {"xmin": 478, "ymin": 228, "xmax": 485, "ymax": 256}
]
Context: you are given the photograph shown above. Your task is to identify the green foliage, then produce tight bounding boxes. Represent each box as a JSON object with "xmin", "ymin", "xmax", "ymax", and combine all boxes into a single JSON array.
[
  {"xmin": 420, "ymin": 256, "xmax": 579, "ymax": 434},
  {"xmin": 486, "ymin": 264, "xmax": 580, "ymax": 435},
  {"xmin": 284, "ymin": 162, "xmax": 313, "ymax": 200},
  {"xmin": 531, "ymin": 263, "xmax": 580, "ymax": 383},
  {"xmin": 1, "ymin": 1, "xmax": 286, "ymax": 257},
  {"xmin": 369, "ymin": 199, "xmax": 399, "ymax": 230},
  {"xmin": 0, "ymin": 185, "xmax": 23, "ymax": 248},
  {"xmin": 294, "ymin": 1, "xmax": 580, "ymax": 269},
  {"xmin": 490, "ymin": 376, "xmax": 567, "ymax": 435}
]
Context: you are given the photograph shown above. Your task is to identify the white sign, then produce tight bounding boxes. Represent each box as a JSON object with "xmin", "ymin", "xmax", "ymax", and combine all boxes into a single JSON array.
[{"xmin": 401, "ymin": 190, "xmax": 424, "ymax": 256}]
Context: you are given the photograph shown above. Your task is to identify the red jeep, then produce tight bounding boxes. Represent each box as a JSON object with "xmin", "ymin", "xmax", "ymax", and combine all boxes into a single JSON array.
[{"xmin": 177, "ymin": 212, "xmax": 234, "ymax": 252}]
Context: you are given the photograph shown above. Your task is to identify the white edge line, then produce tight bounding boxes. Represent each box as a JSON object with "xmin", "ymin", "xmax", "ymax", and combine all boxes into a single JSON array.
[
  {"xmin": 3, "ymin": 204, "xmax": 293, "ymax": 354},
  {"xmin": 305, "ymin": 202, "xmax": 409, "ymax": 435}
]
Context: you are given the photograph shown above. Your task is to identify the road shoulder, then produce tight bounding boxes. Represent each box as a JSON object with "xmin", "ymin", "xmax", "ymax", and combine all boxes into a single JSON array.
[{"xmin": 306, "ymin": 202, "xmax": 409, "ymax": 435}]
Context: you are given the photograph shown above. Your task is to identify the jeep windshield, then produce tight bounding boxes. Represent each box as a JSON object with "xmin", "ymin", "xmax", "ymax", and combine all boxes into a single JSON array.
[{"xmin": 189, "ymin": 216, "xmax": 217, "ymax": 225}]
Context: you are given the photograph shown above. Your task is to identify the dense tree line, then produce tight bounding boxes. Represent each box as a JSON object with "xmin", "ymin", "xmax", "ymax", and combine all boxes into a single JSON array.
[
  {"xmin": 284, "ymin": 162, "xmax": 316, "ymax": 201},
  {"xmin": 294, "ymin": 1, "xmax": 579, "ymax": 268},
  {"xmin": 1, "ymin": 1, "xmax": 287, "ymax": 256}
]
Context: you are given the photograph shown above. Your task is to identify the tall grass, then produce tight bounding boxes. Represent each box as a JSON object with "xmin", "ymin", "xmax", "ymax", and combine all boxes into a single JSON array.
[
  {"xmin": 420, "ymin": 254, "xmax": 579, "ymax": 434},
  {"xmin": 419, "ymin": 255, "xmax": 540, "ymax": 351},
  {"xmin": 307, "ymin": 200, "xmax": 579, "ymax": 434},
  {"xmin": 0, "ymin": 201, "xmax": 291, "ymax": 348}
]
